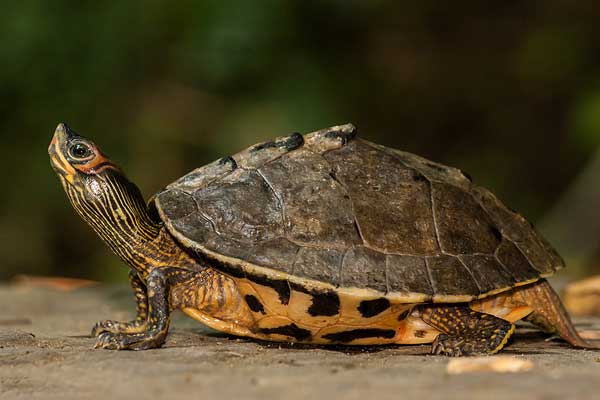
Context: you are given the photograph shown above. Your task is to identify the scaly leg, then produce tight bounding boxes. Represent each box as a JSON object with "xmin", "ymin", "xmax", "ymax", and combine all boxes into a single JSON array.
[
  {"xmin": 420, "ymin": 305, "xmax": 515, "ymax": 356},
  {"xmin": 517, "ymin": 279, "xmax": 600, "ymax": 349},
  {"xmin": 92, "ymin": 271, "xmax": 148, "ymax": 336},
  {"xmin": 94, "ymin": 267, "xmax": 193, "ymax": 350}
]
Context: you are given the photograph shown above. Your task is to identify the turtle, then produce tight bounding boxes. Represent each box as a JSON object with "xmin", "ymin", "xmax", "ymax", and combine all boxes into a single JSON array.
[{"xmin": 48, "ymin": 122, "xmax": 599, "ymax": 356}]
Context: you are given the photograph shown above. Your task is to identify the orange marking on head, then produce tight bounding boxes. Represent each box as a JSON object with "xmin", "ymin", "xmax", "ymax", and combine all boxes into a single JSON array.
[{"xmin": 73, "ymin": 147, "xmax": 121, "ymax": 175}]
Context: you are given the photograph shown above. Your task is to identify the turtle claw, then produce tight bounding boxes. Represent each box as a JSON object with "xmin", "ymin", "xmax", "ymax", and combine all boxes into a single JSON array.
[
  {"xmin": 94, "ymin": 331, "xmax": 167, "ymax": 351},
  {"xmin": 94, "ymin": 332, "xmax": 122, "ymax": 349},
  {"xmin": 432, "ymin": 334, "xmax": 465, "ymax": 357}
]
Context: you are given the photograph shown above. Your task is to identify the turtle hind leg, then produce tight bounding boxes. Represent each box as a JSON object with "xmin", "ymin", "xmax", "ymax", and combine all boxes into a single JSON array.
[
  {"xmin": 420, "ymin": 305, "xmax": 515, "ymax": 356},
  {"xmin": 518, "ymin": 279, "xmax": 600, "ymax": 349}
]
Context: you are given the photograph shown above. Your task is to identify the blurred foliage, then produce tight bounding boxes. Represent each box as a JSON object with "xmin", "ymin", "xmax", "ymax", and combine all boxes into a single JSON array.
[{"xmin": 1, "ymin": 0, "xmax": 600, "ymax": 281}]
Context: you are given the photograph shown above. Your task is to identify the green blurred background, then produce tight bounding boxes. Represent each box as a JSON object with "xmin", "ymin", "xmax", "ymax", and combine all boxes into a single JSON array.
[{"xmin": 2, "ymin": 1, "xmax": 600, "ymax": 283}]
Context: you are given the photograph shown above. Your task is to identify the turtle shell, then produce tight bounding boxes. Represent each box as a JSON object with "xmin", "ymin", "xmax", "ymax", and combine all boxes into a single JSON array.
[{"xmin": 155, "ymin": 124, "xmax": 564, "ymax": 303}]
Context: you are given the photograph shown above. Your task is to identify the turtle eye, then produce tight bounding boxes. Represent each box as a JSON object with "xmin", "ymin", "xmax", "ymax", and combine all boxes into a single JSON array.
[{"xmin": 69, "ymin": 142, "xmax": 93, "ymax": 160}]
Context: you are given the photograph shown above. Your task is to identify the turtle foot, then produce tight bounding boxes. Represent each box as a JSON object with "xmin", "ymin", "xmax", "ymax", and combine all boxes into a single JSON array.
[
  {"xmin": 94, "ymin": 331, "xmax": 167, "ymax": 350},
  {"xmin": 421, "ymin": 305, "xmax": 516, "ymax": 357}
]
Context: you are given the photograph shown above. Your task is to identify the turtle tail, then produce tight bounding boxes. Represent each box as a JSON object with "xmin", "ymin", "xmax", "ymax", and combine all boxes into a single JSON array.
[{"xmin": 522, "ymin": 279, "xmax": 600, "ymax": 349}]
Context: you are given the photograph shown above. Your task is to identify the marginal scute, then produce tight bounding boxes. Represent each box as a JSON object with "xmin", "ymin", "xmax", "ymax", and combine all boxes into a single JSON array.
[
  {"xmin": 427, "ymin": 255, "xmax": 480, "ymax": 298},
  {"xmin": 171, "ymin": 208, "xmax": 251, "ymax": 263},
  {"xmin": 243, "ymin": 238, "xmax": 299, "ymax": 275},
  {"xmin": 432, "ymin": 182, "xmax": 501, "ymax": 254},
  {"xmin": 458, "ymin": 254, "xmax": 516, "ymax": 294},
  {"xmin": 341, "ymin": 246, "xmax": 387, "ymax": 293},
  {"xmin": 259, "ymin": 149, "xmax": 360, "ymax": 246},
  {"xmin": 325, "ymin": 140, "xmax": 439, "ymax": 255},
  {"xmin": 293, "ymin": 247, "xmax": 344, "ymax": 288},
  {"xmin": 474, "ymin": 187, "xmax": 564, "ymax": 273},
  {"xmin": 170, "ymin": 211, "xmax": 214, "ymax": 247},
  {"xmin": 496, "ymin": 241, "xmax": 540, "ymax": 282},
  {"xmin": 386, "ymin": 255, "xmax": 433, "ymax": 297},
  {"xmin": 156, "ymin": 189, "xmax": 196, "ymax": 220}
]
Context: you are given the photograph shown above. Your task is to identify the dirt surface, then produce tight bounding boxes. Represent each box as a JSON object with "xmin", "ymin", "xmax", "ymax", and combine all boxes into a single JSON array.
[{"xmin": 1, "ymin": 284, "xmax": 600, "ymax": 400}]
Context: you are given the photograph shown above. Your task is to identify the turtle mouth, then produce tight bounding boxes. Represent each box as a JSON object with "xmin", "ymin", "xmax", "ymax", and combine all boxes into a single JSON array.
[{"xmin": 48, "ymin": 123, "xmax": 78, "ymax": 182}]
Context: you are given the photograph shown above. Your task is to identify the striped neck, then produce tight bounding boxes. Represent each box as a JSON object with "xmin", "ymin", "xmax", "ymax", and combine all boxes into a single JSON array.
[{"xmin": 62, "ymin": 170, "xmax": 164, "ymax": 274}]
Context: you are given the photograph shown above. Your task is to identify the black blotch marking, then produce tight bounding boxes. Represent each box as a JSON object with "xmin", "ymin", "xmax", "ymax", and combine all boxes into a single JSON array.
[
  {"xmin": 357, "ymin": 298, "xmax": 391, "ymax": 318},
  {"xmin": 414, "ymin": 330, "xmax": 427, "ymax": 338},
  {"xmin": 324, "ymin": 128, "xmax": 357, "ymax": 145},
  {"xmin": 308, "ymin": 291, "xmax": 340, "ymax": 317},
  {"xmin": 244, "ymin": 294, "xmax": 266, "ymax": 314},
  {"xmin": 397, "ymin": 309, "xmax": 411, "ymax": 321},
  {"xmin": 260, "ymin": 323, "xmax": 311, "ymax": 341},
  {"xmin": 490, "ymin": 226, "xmax": 503, "ymax": 242},
  {"xmin": 251, "ymin": 133, "xmax": 304, "ymax": 153},
  {"xmin": 247, "ymin": 274, "xmax": 290, "ymax": 305},
  {"xmin": 322, "ymin": 328, "xmax": 396, "ymax": 343},
  {"xmin": 218, "ymin": 156, "xmax": 238, "ymax": 169},
  {"xmin": 289, "ymin": 282, "xmax": 340, "ymax": 316}
]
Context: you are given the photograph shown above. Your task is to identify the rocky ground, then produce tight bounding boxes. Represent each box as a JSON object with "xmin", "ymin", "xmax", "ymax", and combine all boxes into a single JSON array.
[{"xmin": 1, "ymin": 283, "xmax": 600, "ymax": 400}]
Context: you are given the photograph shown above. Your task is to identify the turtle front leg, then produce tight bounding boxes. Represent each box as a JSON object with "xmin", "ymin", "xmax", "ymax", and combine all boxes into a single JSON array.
[
  {"xmin": 420, "ymin": 305, "xmax": 515, "ymax": 356},
  {"xmin": 94, "ymin": 267, "xmax": 190, "ymax": 350},
  {"xmin": 92, "ymin": 271, "xmax": 148, "ymax": 336}
]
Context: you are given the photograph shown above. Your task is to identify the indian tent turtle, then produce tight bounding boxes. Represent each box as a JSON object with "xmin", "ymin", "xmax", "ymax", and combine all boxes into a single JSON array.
[{"xmin": 48, "ymin": 122, "xmax": 598, "ymax": 356}]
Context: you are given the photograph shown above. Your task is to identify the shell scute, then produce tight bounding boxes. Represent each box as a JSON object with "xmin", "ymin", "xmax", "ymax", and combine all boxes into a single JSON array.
[
  {"xmin": 258, "ymin": 149, "xmax": 360, "ymax": 246},
  {"xmin": 192, "ymin": 169, "xmax": 283, "ymax": 243},
  {"xmin": 324, "ymin": 140, "xmax": 439, "ymax": 255},
  {"xmin": 432, "ymin": 182, "xmax": 501, "ymax": 255}
]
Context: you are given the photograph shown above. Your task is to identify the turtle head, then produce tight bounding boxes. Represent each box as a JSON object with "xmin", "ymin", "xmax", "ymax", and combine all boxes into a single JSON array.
[
  {"xmin": 48, "ymin": 123, "xmax": 121, "ymax": 183},
  {"xmin": 49, "ymin": 124, "xmax": 160, "ymax": 257},
  {"xmin": 48, "ymin": 122, "xmax": 136, "ymax": 216}
]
